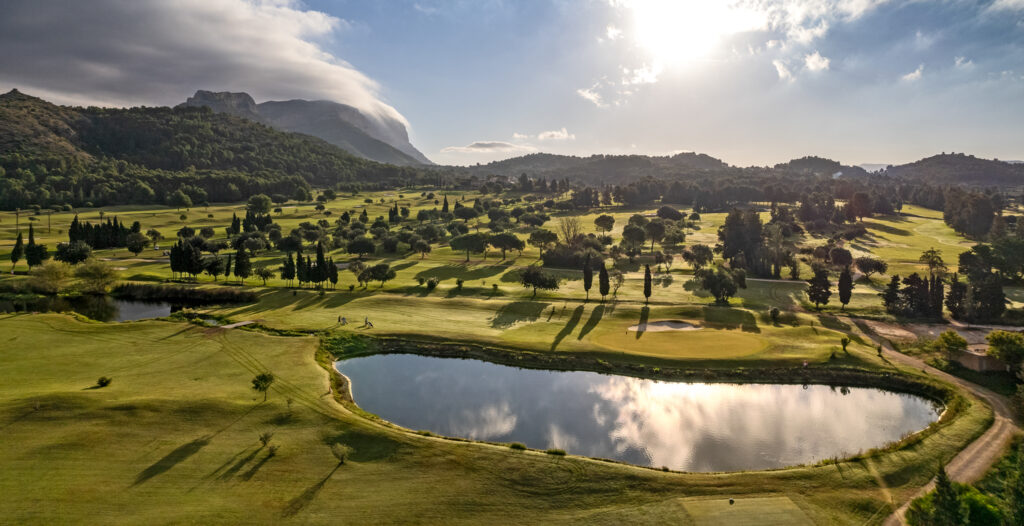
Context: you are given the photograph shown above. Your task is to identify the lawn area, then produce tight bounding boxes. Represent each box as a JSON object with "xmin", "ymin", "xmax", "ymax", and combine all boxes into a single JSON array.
[
  {"xmin": 0, "ymin": 314, "xmax": 995, "ymax": 524},
  {"xmin": 849, "ymin": 205, "xmax": 975, "ymax": 277}
]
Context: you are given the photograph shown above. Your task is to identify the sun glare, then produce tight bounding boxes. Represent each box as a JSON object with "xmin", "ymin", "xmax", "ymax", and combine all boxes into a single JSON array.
[{"xmin": 627, "ymin": 0, "xmax": 765, "ymax": 67}]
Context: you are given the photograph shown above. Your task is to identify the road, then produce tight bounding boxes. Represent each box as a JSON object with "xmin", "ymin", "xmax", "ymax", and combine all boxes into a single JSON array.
[{"xmin": 853, "ymin": 321, "xmax": 1020, "ymax": 526}]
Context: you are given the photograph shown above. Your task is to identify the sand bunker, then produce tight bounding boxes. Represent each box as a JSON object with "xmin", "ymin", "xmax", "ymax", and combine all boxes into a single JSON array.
[{"xmin": 627, "ymin": 320, "xmax": 703, "ymax": 332}]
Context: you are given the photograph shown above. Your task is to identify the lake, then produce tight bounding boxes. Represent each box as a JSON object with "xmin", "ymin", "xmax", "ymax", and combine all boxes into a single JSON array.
[
  {"xmin": 0, "ymin": 295, "xmax": 177, "ymax": 322},
  {"xmin": 336, "ymin": 353, "xmax": 943, "ymax": 472}
]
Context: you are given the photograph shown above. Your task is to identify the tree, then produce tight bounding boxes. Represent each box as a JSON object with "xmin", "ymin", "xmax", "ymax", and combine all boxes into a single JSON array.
[
  {"xmin": 656, "ymin": 205, "xmax": 683, "ymax": 221},
  {"xmin": 829, "ymin": 247, "xmax": 853, "ymax": 269},
  {"xmin": 838, "ymin": 266, "xmax": 854, "ymax": 310},
  {"xmin": 558, "ymin": 217, "xmax": 583, "ymax": 247},
  {"xmin": 489, "ymin": 232, "xmax": 524, "ymax": 259},
  {"xmin": 414, "ymin": 239, "xmax": 432, "ymax": 259},
  {"xmin": 621, "ymin": 224, "xmax": 646, "ymax": 252},
  {"xmin": 454, "ymin": 206, "xmax": 479, "ymax": 222},
  {"xmin": 594, "ymin": 214, "xmax": 615, "ymax": 233},
  {"xmin": 167, "ymin": 189, "xmax": 193, "ymax": 209},
  {"xmin": 347, "ymin": 237, "xmax": 376, "ymax": 259},
  {"xmin": 806, "ymin": 266, "xmax": 832, "ymax": 310},
  {"xmin": 611, "ymin": 269, "xmax": 625, "ymax": 296},
  {"xmin": 28, "ymin": 260, "xmax": 70, "ymax": 294},
  {"xmin": 55, "ymin": 241, "xmax": 93, "ymax": 264},
  {"xmin": 934, "ymin": 329, "xmax": 967, "ymax": 358},
  {"xmin": 450, "ymin": 233, "xmax": 489, "ymax": 262},
  {"xmin": 74, "ymin": 259, "xmax": 119, "ymax": 294},
  {"xmin": 25, "ymin": 224, "xmax": 48, "ymax": 268},
  {"xmin": 643, "ymin": 264, "xmax": 652, "ymax": 304},
  {"xmin": 234, "ymin": 248, "xmax": 251, "ymax": 284},
  {"xmin": 255, "ymin": 265, "xmax": 275, "ymax": 286},
  {"xmin": 528, "ymin": 229, "xmax": 558, "ymax": 257},
  {"xmin": 519, "ymin": 266, "xmax": 560, "ymax": 297},
  {"xmin": 855, "ymin": 256, "xmax": 887, "ymax": 279},
  {"xmin": 682, "ymin": 244, "xmax": 714, "ymax": 270},
  {"xmin": 582, "ymin": 254, "xmax": 593, "ymax": 301},
  {"xmin": 881, "ymin": 274, "xmax": 901, "ymax": 312},
  {"xmin": 251, "ymin": 372, "xmax": 275, "ymax": 402},
  {"xmin": 10, "ymin": 232, "xmax": 23, "ymax": 271},
  {"xmin": 204, "ymin": 256, "xmax": 225, "ymax": 281},
  {"xmin": 931, "ymin": 465, "xmax": 967, "ymax": 526},
  {"xmin": 945, "ymin": 273, "xmax": 967, "ymax": 320},
  {"xmin": 126, "ymin": 232, "xmax": 148, "ymax": 256},
  {"xmin": 920, "ymin": 248, "xmax": 947, "ymax": 276},
  {"xmin": 598, "ymin": 262, "xmax": 610, "ymax": 301},
  {"xmin": 280, "ymin": 253, "xmax": 296, "ymax": 286},
  {"xmin": 848, "ymin": 191, "xmax": 872, "ymax": 221},
  {"xmin": 987, "ymin": 330, "xmax": 1024, "ymax": 371},
  {"xmin": 693, "ymin": 266, "xmax": 747, "ymax": 304},
  {"xmin": 146, "ymin": 228, "xmax": 163, "ymax": 249},
  {"xmin": 1005, "ymin": 443, "xmax": 1024, "ymax": 525},
  {"xmin": 360, "ymin": 263, "xmax": 396, "ymax": 288}
]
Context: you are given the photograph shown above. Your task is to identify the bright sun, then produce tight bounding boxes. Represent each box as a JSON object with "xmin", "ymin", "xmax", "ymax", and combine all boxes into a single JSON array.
[{"xmin": 627, "ymin": 0, "xmax": 765, "ymax": 68}]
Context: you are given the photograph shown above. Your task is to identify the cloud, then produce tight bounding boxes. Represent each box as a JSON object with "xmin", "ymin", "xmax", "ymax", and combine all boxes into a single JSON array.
[
  {"xmin": 989, "ymin": 0, "xmax": 1024, "ymax": 11},
  {"xmin": 441, "ymin": 141, "xmax": 535, "ymax": 154},
  {"xmin": 0, "ymin": 0, "xmax": 408, "ymax": 126},
  {"xmin": 576, "ymin": 85, "xmax": 608, "ymax": 107},
  {"xmin": 606, "ymin": 25, "xmax": 623, "ymax": 40},
  {"xmin": 804, "ymin": 51, "xmax": 830, "ymax": 71},
  {"xmin": 537, "ymin": 127, "xmax": 575, "ymax": 141},
  {"xmin": 955, "ymin": 56, "xmax": 974, "ymax": 69},
  {"xmin": 512, "ymin": 132, "xmax": 530, "ymax": 140},
  {"xmin": 773, "ymin": 59, "xmax": 794, "ymax": 81},
  {"xmin": 902, "ymin": 64, "xmax": 925, "ymax": 81}
]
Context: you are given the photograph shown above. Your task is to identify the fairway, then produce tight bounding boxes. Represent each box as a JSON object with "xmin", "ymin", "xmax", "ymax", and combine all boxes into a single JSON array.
[{"xmin": 682, "ymin": 496, "xmax": 814, "ymax": 526}]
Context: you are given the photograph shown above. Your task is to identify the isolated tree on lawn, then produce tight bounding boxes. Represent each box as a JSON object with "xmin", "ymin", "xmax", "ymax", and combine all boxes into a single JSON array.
[
  {"xmin": 252, "ymin": 372, "xmax": 275, "ymax": 402},
  {"xmin": 489, "ymin": 232, "xmax": 524, "ymax": 259},
  {"xmin": 594, "ymin": 214, "xmax": 615, "ymax": 233},
  {"xmin": 854, "ymin": 256, "xmax": 887, "ymax": 280},
  {"xmin": 598, "ymin": 262, "xmax": 610, "ymax": 302},
  {"xmin": 450, "ymin": 233, "xmax": 488, "ymax": 262},
  {"xmin": 528, "ymin": 229, "xmax": 558, "ymax": 258},
  {"xmin": 519, "ymin": 266, "xmax": 560, "ymax": 298},
  {"xmin": 582, "ymin": 254, "xmax": 593, "ymax": 302},
  {"xmin": 838, "ymin": 266, "xmax": 854, "ymax": 310},
  {"xmin": 644, "ymin": 219, "xmax": 666, "ymax": 252},
  {"xmin": 146, "ymin": 228, "xmax": 163, "ymax": 249},
  {"xmin": 10, "ymin": 232, "xmax": 23, "ymax": 271},
  {"xmin": 643, "ymin": 264, "xmax": 652, "ymax": 304},
  {"xmin": 234, "ymin": 247, "xmax": 251, "ymax": 284},
  {"xmin": 255, "ymin": 265, "xmax": 275, "ymax": 286},
  {"xmin": 682, "ymin": 244, "xmax": 714, "ymax": 270},
  {"xmin": 126, "ymin": 232, "xmax": 148, "ymax": 256},
  {"xmin": 693, "ymin": 266, "xmax": 746, "ymax": 305},
  {"xmin": 806, "ymin": 266, "xmax": 832, "ymax": 310}
]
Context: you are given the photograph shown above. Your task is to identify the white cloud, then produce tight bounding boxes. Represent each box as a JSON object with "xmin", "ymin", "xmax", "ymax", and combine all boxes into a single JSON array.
[
  {"xmin": 622, "ymin": 64, "xmax": 662, "ymax": 85},
  {"xmin": 512, "ymin": 132, "xmax": 530, "ymax": 140},
  {"xmin": 537, "ymin": 127, "xmax": 576, "ymax": 141},
  {"xmin": 955, "ymin": 56, "xmax": 974, "ymax": 69},
  {"xmin": 989, "ymin": 0, "xmax": 1024, "ymax": 11},
  {"xmin": 773, "ymin": 59, "xmax": 794, "ymax": 81},
  {"xmin": 804, "ymin": 51, "xmax": 830, "ymax": 71},
  {"xmin": 413, "ymin": 3, "xmax": 439, "ymax": 15},
  {"xmin": 0, "ymin": 0, "xmax": 408, "ymax": 127},
  {"xmin": 902, "ymin": 64, "xmax": 925, "ymax": 81},
  {"xmin": 440, "ymin": 141, "xmax": 535, "ymax": 154},
  {"xmin": 606, "ymin": 25, "xmax": 623, "ymax": 40},
  {"xmin": 576, "ymin": 85, "xmax": 607, "ymax": 107}
]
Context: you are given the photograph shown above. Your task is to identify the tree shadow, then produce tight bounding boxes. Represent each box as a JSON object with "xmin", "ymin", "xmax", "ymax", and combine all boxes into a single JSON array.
[
  {"xmin": 701, "ymin": 306, "xmax": 760, "ymax": 333},
  {"xmin": 490, "ymin": 301, "xmax": 550, "ymax": 329},
  {"xmin": 659, "ymin": 275, "xmax": 674, "ymax": 288},
  {"xmin": 134, "ymin": 436, "xmax": 211, "ymax": 486},
  {"xmin": 578, "ymin": 305, "xmax": 604, "ymax": 340},
  {"xmin": 281, "ymin": 463, "xmax": 341, "ymax": 518},
  {"xmin": 860, "ymin": 221, "xmax": 912, "ymax": 237},
  {"xmin": 415, "ymin": 264, "xmax": 507, "ymax": 282},
  {"xmin": 635, "ymin": 306, "xmax": 650, "ymax": 339},
  {"xmin": 218, "ymin": 446, "xmax": 263, "ymax": 481},
  {"xmin": 551, "ymin": 305, "xmax": 584, "ymax": 350},
  {"xmin": 239, "ymin": 452, "xmax": 274, "ymax": 481},
  {"xmin": 818, "ymin": 314, "xmax": 852, "ymax": 332}
]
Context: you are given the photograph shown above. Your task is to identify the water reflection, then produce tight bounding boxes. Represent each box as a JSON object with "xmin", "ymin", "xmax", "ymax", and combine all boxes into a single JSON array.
[
  {"xmin": 337, "ymin": 354, "xmax": 943, "ymax": 472},
  {"xmin": 0, "ymin": 296, "xmax": 176, "ymax": 322}
]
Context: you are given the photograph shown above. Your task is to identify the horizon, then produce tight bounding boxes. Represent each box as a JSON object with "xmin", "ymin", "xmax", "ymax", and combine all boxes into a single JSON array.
[{"xmin": 1, "ymin": 0, "xmax": 1022, "ymax": 167}]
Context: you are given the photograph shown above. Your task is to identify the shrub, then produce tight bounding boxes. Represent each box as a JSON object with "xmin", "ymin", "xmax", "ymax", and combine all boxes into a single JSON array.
[
  {"xmin": 456, "ymin": 279, "xmax": 465, "ymax": 290},
  {"xmin": 96, "ymin": 376, "xmax": 112, "ymax": 388},
  {"xmin": 331, "ymin": 443, "xmax": 353, "ymax": 464},
  {"xmin": 509, "ymin": 442, "xmax": 527, "ymax": 450},
  {"xmin": 770, "ymin": 307, "xmax": 780, "ymax": 324},
  {"xmin": 545, "ymin": 448, "xmax": 566, "ymax": 456},
  {"xmin": 267, "ymin": 445, "xmax": 280, "ymax": 457},
  {"xmin": 416, "ymin": 277, "xmax": 426, "ymax": 286},
  {"xmin": 426, "ymin": 277, "xmax": 439, "ymax": 291}
]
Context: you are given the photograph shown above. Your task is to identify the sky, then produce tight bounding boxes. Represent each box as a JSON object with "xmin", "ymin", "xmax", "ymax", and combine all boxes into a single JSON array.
[{"xmin": 1, "ymin": 0, "xmax": 1023, "ymax": 167}]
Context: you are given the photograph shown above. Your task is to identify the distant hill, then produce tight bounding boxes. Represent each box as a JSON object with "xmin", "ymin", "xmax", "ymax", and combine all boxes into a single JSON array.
[
  {"xmin": 884, "ymin": 153, "xmax": 1024, "ymax": 185},
  {"xmin": 179, "ymin": 90, "xmax": 432, "ymax": 166},
  {"xmin": 472, "ymin": 152, "xmax": 731, "ymax": 183},
  {"xmin": 0, "ymin": 89, "xmax": 430, "ymax": 209},
  {"xmin": 773, "ymin": 156, "xmax": 869, "ymax": 178}
]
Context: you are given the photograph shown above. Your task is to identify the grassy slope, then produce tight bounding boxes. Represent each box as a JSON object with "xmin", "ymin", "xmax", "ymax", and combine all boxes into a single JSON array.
[{"xmin": 0, "ymin": 314, "xmax": 993, "ymax": 524}]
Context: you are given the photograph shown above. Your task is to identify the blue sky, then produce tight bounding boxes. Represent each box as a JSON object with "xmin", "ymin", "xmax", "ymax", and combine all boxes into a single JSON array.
[{"xmin": 1, "ymin": 0, "xmax": 1023, "ymax": 167}]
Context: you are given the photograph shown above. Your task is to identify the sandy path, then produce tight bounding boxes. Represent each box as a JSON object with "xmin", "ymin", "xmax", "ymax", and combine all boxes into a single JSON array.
[{"xmin": 850, "ymin": 317, "xmax": 1020, "ymax": 526}]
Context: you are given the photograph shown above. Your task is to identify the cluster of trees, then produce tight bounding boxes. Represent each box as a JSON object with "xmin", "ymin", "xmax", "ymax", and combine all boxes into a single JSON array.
[
  {"xmin": 9, "ymin": 224, "xmax": 49, "ymax": 270},
  {"xmin": 280, "ymin": 243, "xmax": 338, "ymax": 289},
  {"xmin": 68, "ymin": 215, "xmax": 139, "ymax": 249}
]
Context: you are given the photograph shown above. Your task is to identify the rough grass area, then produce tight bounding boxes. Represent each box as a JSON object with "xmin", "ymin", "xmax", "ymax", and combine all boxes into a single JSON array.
[
  {"xmin": 682, "ymin": 496, "xmax": 814, "ymax": 526},
  {"xmin": 0, "ymin": 314, "xmax": 994, "ymax": 524}
]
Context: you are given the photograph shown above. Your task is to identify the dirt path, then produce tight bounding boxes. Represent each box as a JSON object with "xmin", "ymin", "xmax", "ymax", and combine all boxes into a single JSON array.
[{"xmin": 851, "ymin": 318, "xmax": 1019, "ymax": 525}]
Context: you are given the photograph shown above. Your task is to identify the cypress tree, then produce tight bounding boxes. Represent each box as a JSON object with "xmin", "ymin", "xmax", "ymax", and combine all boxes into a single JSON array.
[
  {"xmin": 10, "ymin": 232, "xmax": 24, "ymax": 271},
  {"xmin": 881, "ymin": 274, "xmax": 900, "ymax": 312},
  {"xmin": 281, "ymin": 253, "xmax": 295, "ymax": 286},
  {"xmin": 315, "ymin": 242, "xmax": 327, "ymax": 285},
  {"xmin": 328, "ymin": 258, "xmax": 339, "ymax": 289},
  {"xmin": 582, "ymin": 254, "xmax": 593, "ymax": 302},
  {"xmin": 224, "ymin": 253, "xmax": 233, "ymax": 279},
  {"xmin": 25, "ymin": 224, "xmax": 48, "ymax": 268},
  {"xmin": 598, "ymin": 262, "xmax": 610, "ymax": 302},
  {"xmin": 643, "ymin": 264, "xmax": 652, "ymax": 304},
  {"xmin": 441, "ymin": 195, "xmax": 449, "ymax": 213},
  {"xmin": 837, "ymin": 266, "xmax": 853, "ymax": 311},
  {"xmin": 945, "ymin": 273, "xmax": 966, "ymax": 320},
  {"xmin": 806, "ymin": 266, "xmax": 832, "ymax": 310}
]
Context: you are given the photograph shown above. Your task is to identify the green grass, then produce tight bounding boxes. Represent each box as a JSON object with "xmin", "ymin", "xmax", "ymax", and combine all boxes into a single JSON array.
[
  {"xmin": 0, "ymin": 314, "xmax": 995, "ymax": 524},
  {"xmin": 682, "ymin": 496, "xmax": 814, "ymax": 526}
]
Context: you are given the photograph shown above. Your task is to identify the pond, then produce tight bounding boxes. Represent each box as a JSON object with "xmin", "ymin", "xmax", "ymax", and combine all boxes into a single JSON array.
[
  {"xmin": 0, "ymin": 295, "xmax": 179, "ymax": 322},
  {"xmin": 335, "ymin": 354, "xmax": 944, "ymax": 472}
]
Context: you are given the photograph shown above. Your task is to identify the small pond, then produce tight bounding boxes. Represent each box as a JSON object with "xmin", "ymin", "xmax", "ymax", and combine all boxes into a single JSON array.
[
  {"xmin": 336, "ymin": 354, "xmax": 944, "ymax": 472},
  {"xmin": 0, "ymin": 295, "xmax": 180, "ymax": 322}
]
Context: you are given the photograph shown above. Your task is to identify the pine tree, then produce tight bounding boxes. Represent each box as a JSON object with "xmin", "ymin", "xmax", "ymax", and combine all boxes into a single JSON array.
[
  {"xmin": 234, "ymin": 248, "xmax": 251, "ymax": 284},
  {"xmin": 838, "ymin": 266, "xmax": 853, "ymax": 310},
  {"xmin": 582, "ymin": 254, "xmax": 593, "ymax": 302},
  {"xmin": 643, "ymin": 264, "xmax": 652, "ymax": 304},
  {"xmin": 806, "ymin": 266, "xmax": 832, "ymax": 310},
  {"xmin": 10, "ymin": 232, "xmax": 24, "ymax": 271},
  {"xmin": 598, "ymin": 262, "xmax": 610, "ymax": 302},
  {"xmin": 931, "ymin": 464, "xmax": 967, "ymax": 525},
  {"xmin": 881, "ymin": 274, "xmax": 901, "ymax": 312}
]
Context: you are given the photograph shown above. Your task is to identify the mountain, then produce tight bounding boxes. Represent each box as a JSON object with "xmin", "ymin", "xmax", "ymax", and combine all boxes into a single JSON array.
[
  {"xmin": 179, "ymin": 90, "xmax": 432, "ymax": 166},
  {"xmin": 773, "ymin": 156, "xmax": 868, "ymax": 178},
  {"xmin": 884, "ymin": 153, "xmax": 1024, "ymax": 185},
  {"xmin": 0, "ymin": 89, "xmax": 432, "ymax": 210},
  {"xmin": 469, "ymin": 152, "xmax": 731, "ymax": 183}
]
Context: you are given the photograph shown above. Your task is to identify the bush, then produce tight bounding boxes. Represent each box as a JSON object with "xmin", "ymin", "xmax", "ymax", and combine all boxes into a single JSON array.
[
  {"xmin": 456, "ymin": 279, "xmax": 465, "ymax": 290},
  {"xmin": 509, "ymin": 442, "xmax": 527, "ymax": 450},
  {"xmin": 545, "ymin": 448, "xmax": 566, "ymax": 456},
  {"xmin": 416, "ymin": 277, "xmax": 426, "ymax": 286},
  {"xmin": 426, "ymin": 277, "xmax": 439, "ymax": 291},
  {"xmin": 96, "ymin": 376, "xmax": 112, "ymax": 388}
]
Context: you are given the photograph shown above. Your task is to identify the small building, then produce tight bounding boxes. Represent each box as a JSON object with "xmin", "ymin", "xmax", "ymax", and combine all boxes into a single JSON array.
[{"xmin": 952, "ymin": 345, "xmax": 1008, "ymax": 373}]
